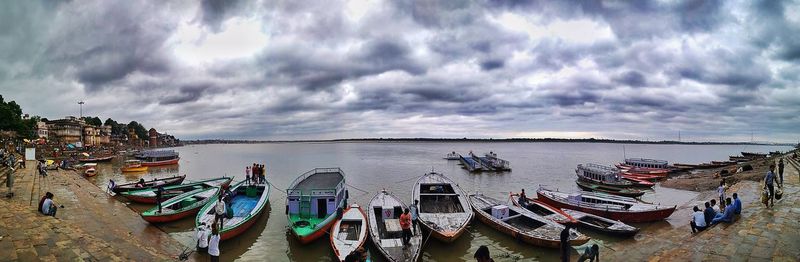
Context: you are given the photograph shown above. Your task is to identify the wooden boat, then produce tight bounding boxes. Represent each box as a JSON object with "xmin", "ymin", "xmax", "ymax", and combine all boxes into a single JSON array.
[
  {"xmin": 331, "ymin": 204, "xmax": 369, "ymax": 262},
  {"xmin": 672, "ymin": 162, "xmax": 728, "ymax": 170},
  {"xmin": 79, "ymin": 155, "xmax": 114, "ymax": 162},
  {"xmin": 618, "ymin": 174, "xmax": 656, "ymax": 188},
  {"xmin": 470, "ymin": 194, "xmax": 590, "ymax": 248},
  {"xmin": 444, "ymin": 152, "xmax": 460, "ymax": 160},
  {"xmin": 412, "ymin": 171, "xmax": 473, "ymax": 242},
  {"xmin": 111, "ymin": 175, "xmax": 186, "ymax": 194},
  {"xmin": 196, "ymin": 180, "xmax": 270, "ymax": 240},
  {"xmin": 561, "ymin": 208, "xmax": 639, "ymax": 237},
  {"xmin": 576, "ymin": 163, "xmax": 642, "ymax": 188},
  {"xmin": 368, "ymin": 190, "xmax": 421, "ymax": 262},
  {"xmin": 141, "ymin": 186, "xmax": 220, "ymax": 223},
  {"xmin": 536, "ymin": 186, "xmax": 676, "ymax": 223},
  {"xmin": 121, "ymin": 160, "xmax": 148, "ymax": 173},
  {"xmin": 509, "ymin": 193, "xmax": 576, "ymax": 224},
  {"xmin": 84, "ymin": 168, "xmax": 97, "ymax": 177},
  {"xmin": 286, "ymin": 168, "xmax": 347, "ymax": 244},
  {"xmin": 741, "ymin": 152, "xmax": 767, "ymax": 159},
  {"xmin": 136, "ymin": 150, "xmax": 180, "ymax": 166},
  {"xmin": 622, "ymin": 158, "xmax": 669, "ymax": 169},
  {"xmin": 575, "ymin": 179, "xmax": 646, "ymax": 198},
  {"xmin": 615, "ymin": 164, "xmax": 669, "ymax": 177},
  {"xmin": 121, "ymin": 177, "xmax": 232, "ymax": 204}
]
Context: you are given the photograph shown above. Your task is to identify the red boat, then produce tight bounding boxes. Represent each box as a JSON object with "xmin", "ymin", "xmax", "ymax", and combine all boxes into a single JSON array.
[
  {"xmin": 536, "ymin": 187, "xmax": 675, "ymax": 223},
  {"xmin": 619, "ymin": 174, "xmax": 656, "ymax": 188},
  {"xmin": 111, "ymin": 175, "xmax": 187, "ymax": 194},
  {"xmin": 616, "ymin": 164, "xmax": 669, "ymax": 177}
]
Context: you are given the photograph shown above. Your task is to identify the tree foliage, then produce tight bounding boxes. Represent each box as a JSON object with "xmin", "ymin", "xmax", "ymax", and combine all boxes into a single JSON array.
[
  {"xmin": 0, "ymin": 95, "xmax": 36, "ymax": 138},
  {"xmin": 128, "ymin": 121, "xmax": 148, "ymax": 139}
]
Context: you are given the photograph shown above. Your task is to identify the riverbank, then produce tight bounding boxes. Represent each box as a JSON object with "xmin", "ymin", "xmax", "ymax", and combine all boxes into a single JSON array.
[
  {"xmin": 661, "ymin": 152, "xmax": 791, "ymax": 191},
  {"xmin": 599, "ymin": 155, "xmax": 800, "ymax": 261},
  {"xmin": 0, "ymin": 161, "xmax": 187, "ymax": 261}
]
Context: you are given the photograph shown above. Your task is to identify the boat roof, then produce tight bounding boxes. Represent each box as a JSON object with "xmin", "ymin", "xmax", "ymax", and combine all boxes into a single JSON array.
[
  {"xmin": 578, "ymin": 163, "xmax": 618, "ymax": 175},
  {"xmin": 290, "ymin": 168, "xmax": 345, "ymax": 191},
  {"xmin": 625, "ymin": 158, "xmax": 668, "ymax": 165},
  {"xmin": 138, "ymin": 150, "xmax": 179, "ymax": 158}
]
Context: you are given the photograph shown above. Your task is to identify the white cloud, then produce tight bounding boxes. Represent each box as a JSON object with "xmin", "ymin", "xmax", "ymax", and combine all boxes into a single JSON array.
[{"xmin": 170, "ymin": 17, "xmax": 268, "ymax": 65}]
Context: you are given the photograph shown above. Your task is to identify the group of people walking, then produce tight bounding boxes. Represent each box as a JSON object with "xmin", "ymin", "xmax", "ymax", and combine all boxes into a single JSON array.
[{"xmin": 245, "ymin": 163, "xmax": 266, "ymax": 185}]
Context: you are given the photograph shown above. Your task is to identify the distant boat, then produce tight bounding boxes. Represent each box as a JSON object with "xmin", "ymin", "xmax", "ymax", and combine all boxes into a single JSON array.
[
  {"xmin": 141, "ymin": 186, "xmax": 220, "ymax": 223},
  {"xmin": 561, "ymin": 208, "xmax": 639, "ymax": 237},
  {"xmin": 444, "ymin": 152, "xmax": 460, "ymax": 160},
  {"xmin": 536, "ymin": 186, "xmax": 675, "ymax": 223},
  {"xmin": 121, "ymin": 177, "xmax": 232, "ymax": 204},
  {"xmin": 367, "ymin": 190, "xmax": 421, "ymax": 262},
  {"xmin": 576, "ymin": 163, "xmax": 642, "ymax": 189},
  {"xmin": 470, "ymin": 193, "xmax": 590, "ymax": 248},
  {"xmin": 741, "ymin": 152, "xmax": 767, "ymax": 159},
  {"xmin": 136, "ymin": 150, "xmax": 180, "ymax": 166},
  {"xmin": 330, "ymin": 204, "xmax": 369, "ymax": 262},
  {"xmin": 121, "ymin": 159, "xmax": 148, "ymax": 173},
  {"xmin": 79, "ymin": 155, "xmax": 115, "ymax": 163},
  {"xmin": 412, "ymin": 171, "xmax": 473, "ymax": 242},
  {"xmin": 286, "ymin": 168, "xmax": 347, "ymax": 244},
  {"xmin": 196, "ymin": 180, "xmax": 270, "ymax": 240},
  {"xmin": 111, "ymin": 175, "xmax": 186, "ymax": 194},
  {"xmin": 509, "ymin": 193, "xmax": 576, "ymax": 224}
]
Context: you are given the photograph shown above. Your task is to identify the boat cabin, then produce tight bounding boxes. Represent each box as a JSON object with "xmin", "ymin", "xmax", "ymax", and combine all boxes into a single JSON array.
[
  {"xmin": 136, "ymin": 150, "xmax": 180, "ymax": 162},
  {"xmin": 418, "ymin": 183, "xmax": 465, "ymax": 213},
  {"xmin": 286, "ymin": 168, "xmax": 346, "ymax": 220},
  {"xmin": 624, "ymin": 158, "xmax": 668, "ymax": 169},
  {"xmin": 576, "ymin": 163, "xmax": 624, "ymax": 183}
]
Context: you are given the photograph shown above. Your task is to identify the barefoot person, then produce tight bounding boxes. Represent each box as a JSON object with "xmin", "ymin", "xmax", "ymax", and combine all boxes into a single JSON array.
[{"xmin": 765, "ymin": 165, "xmax": 776, "ymax": 208}]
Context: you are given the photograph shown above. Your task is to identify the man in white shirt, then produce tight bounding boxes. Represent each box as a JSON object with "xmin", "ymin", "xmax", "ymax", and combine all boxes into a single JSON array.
[
  {"xmin": 196, "ymin": 223, "xmax": 209, "ymax": 253},
  {"xmin": 215, "ymin": 196, "xmax": 226, "ymax": 226},
  {"xmin": 711, "ymin": 199, "xmax": 721, "ymax": 213},
  {"xmin": 208, "ymin": 226, "xmax": 221, "ymax": 262},
  {"xmin": 690, "ymin": 206, "xmax": 707, "ymax": 233},
  {"xmin": 41, "ymin": 192, "xmax": 57, "ymax": 217}
]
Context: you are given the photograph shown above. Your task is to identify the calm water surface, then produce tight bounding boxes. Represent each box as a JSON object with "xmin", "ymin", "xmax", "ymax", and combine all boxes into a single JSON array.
[{"xmin": 86, "ymin": 142, "xmax": 792, "ymax": 261}]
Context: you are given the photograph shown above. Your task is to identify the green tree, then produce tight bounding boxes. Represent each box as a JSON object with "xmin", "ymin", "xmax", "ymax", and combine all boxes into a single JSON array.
[
  {"xmin": 83, "ymin": 116, "xmax": 102, "ymax": 126},
  {"xmin": 128, "ymin": 121, "xmax": 148, "ymax": 139},
  {"xmin": 0, "ymin": 95, "xmax": 34, "ymax": 138}
]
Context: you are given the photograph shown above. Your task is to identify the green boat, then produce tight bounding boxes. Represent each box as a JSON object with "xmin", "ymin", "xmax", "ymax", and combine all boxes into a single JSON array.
[
  {"xmin": 121, "ymin": 176, "xmax": 232, "ymax": 204},
  {"xmin": 286, "ymin": 168, "xmax": 347, "ymax": 244},
  {"xmin": 140, "ymin": 186, "xmax": 220, "ymax": 223},
  {"xmin": 196, "ymin": 180, "xmax": 270, "ymax": 241}
]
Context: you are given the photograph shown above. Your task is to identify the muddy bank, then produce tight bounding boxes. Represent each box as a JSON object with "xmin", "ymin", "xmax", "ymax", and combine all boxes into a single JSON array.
[{"xmin": 661, "ymin": 151, "xmax": 796, "ymax": 192}]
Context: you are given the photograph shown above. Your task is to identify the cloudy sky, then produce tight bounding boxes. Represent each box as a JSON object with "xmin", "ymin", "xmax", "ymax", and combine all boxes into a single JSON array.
[{"xmin": 1, "ymin": 0, "xmax": 799, "ymax": 142}]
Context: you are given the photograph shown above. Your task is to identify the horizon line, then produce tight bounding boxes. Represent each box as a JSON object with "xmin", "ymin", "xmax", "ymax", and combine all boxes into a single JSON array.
[{"xmin": 179, "ymin": 137, "xmax": 796, "ymax": 146}]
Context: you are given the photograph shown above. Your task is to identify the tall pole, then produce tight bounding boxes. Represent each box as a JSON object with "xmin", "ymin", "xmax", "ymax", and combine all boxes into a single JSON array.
[
  {"xmin": 78, "ymin": 101, "xmax": 85, "ymax": 146},
  {"xmin": 78, "ymin": 101, "xmax": 84, "ymax": 118}
]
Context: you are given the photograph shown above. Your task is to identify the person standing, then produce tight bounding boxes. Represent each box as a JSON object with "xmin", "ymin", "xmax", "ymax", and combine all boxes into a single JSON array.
[
  {"xmin": 765, "ymin": 165, "xmax": 776, "ymax": 208},
  {"xmin": 717, "ymin": 180, "xmax": 726, "ymax": 209},
  {"xmin": 245, "ymin": 166, "xmax": 251, "ymax": 185},
  {"xmin": 778, "ymin": 159, "xmax": 784, "ymax": 186},
  {"xmin": 560, "ymin": 224, "xmax": 571, "ymax": 262},
  {"xmin": 196, "ymin": 223, "xmax": 209, "ymax": 254},
  {"xmin": 208, "ymin": 224, "xmax": 221, "ymax": 262},
  {"xmin": 410, "ymin": 199, "xmax": 419, "ymax": 235},
  {"xmin": 399, "ymin": 208, "xmax": 412, "ymax": 246},
  {"xmin": 215, "ymin": 196, "xmax": 226, "ymax": 226},
  {"xmin": 156, "ymin": 185, "xmax": 164, "ymax": 214}
]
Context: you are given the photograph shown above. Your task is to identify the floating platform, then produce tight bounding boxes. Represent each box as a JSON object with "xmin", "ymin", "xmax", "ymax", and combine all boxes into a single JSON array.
[{"xmin": 459, "ymin": 155, "xmax": 483, "ymax": 172}]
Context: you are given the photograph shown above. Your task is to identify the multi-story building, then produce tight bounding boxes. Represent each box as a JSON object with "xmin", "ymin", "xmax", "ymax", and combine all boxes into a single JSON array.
[
  {"xmin": 97, "ymin": 125, "xmax": 111, "ymax": 144},
  {"xmin": 149, "ymin": 128, "xmax": 159, "ymax": 147},
  {"xmin": 36, "ymin": 121, "xmax": 48, "ymax": 139},
  {"xmin": 47, "ymin": 117, "xmax": 83, "ymax": 144}
]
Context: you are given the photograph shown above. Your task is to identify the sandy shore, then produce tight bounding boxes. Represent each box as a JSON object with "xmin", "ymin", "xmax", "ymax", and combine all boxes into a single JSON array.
[{"xmin": 661, "ymin": 152, "xmax": 796, "ymax": 192}]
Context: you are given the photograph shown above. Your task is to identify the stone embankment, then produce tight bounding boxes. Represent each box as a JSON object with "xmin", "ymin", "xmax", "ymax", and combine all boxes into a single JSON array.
[{"xmin": 0, "ymin": 160, "xmax": 188, "ymax": 261}]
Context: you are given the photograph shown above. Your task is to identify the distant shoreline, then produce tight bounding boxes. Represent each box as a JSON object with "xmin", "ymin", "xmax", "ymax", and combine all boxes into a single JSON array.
[{"xmin": 182, "ymin": 138, "xmax": 795, "ymax": 146}]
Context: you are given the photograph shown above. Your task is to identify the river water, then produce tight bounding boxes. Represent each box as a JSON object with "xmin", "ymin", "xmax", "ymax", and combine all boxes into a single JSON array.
[{"xmin": 86, "ymin": 142, "xmax": 792, "ymax": 261}]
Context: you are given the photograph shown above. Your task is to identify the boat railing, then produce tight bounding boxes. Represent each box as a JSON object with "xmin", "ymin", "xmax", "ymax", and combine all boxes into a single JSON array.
[{"xmin": 286, "ymin": 167, "xmax": 345, "ymax": 193}]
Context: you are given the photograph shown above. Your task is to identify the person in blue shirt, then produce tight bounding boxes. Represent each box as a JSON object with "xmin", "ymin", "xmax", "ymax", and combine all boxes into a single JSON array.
[
  {"xmin": 703, "ymin": 202, "xmax": 715, "ymax": 226},
  {"xmin": 732, "ymin": 193, "xmax": 742, "ymax": 215},
  {"xmin": 764, "ymin": 165, "xmax": 776, "ymax": 208},
  {"xmin": 711, "ymin": 198, "xmax": 734, "ymax": 224}
]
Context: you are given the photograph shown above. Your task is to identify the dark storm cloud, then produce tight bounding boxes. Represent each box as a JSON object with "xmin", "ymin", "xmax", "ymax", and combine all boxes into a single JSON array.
[{"xmin": 2, "ymin": 0, "xmax": 799, "ymax": 141}]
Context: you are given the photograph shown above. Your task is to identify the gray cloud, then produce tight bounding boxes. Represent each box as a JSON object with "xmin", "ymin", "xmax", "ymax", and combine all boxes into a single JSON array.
[{"xmin": 0, "ymin": 0, "xmax": 798, "ymax": 142}]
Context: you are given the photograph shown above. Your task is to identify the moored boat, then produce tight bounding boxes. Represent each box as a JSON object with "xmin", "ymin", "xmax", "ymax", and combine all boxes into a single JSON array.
[
  {"xmin": 84, "ymin": 167, "xmax": 97, "ymax": 177},
  {"xmin": 121, "ymin": 159, "xmax": 148, "ymax": 173},
  {"xmin": 141, "ymin": 186, "xmax": 220, "ymax": 223},
  {"xmin": 196, "ymin": 180, "xmax": 270, "ymax": 240},
  {"xmin": 618, "ymin": 174, "xmax": 656, "ymax": 188},
  {"xmin": 536, "ymin": 186, "xmax": 676, "ymax": 223},
  {"xmin": 575, "ymin": 179, "xmax": 646, "ymax": 198},
  {"xmin": 444, "ymin": 151, "xmax": 460, "ymax": 160},
  {"xmin": 330, "ymin": 204, "xmax": 369, "ymax": 262},
  {"xmin": 367, "ymin": 190, "xmax": 421, "ymax": 262},
  {"xmin": 136, "ymin": 150, "xmax": 180, "ymax": 167},
  {"xmin": 111, "ymin": 175, "xmax": 186, "ymax": 194},
  {"xmin": 412, "ymin": 171, "xmax": 473, "ymax": 242},
  {"xmin": 576, "ymin": 163, "xmax": 642, "ymax": 188},
  {"xmin": 79, "ymin": 155, "xmax": 115, "ymax": 162},
  {"xmin": 286, "ymin": 168, "xmax": 347, "ymax": 244},
  {"xmin": 121, "ymin": 177, "xmax": 232, "ymax": 204},
  {"xmin": 470, "ymin": 194, "xmax": 590, "ymax": 248},
  {"xmin": 509, "ymin": 193, "xmax": 576, "ymax": 224},
  {"xmin": 561, "ymin": 208, "xmax": 639, "ymax": 237}
]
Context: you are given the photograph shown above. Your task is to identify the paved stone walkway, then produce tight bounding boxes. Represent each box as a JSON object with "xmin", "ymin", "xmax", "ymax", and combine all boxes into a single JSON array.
[
  {"xmin": 602, "ymin": 155, "xmax": 800, "ymax": 261},
  {"xmin": 0, "ymin": 161, "xmax": 189, "ymax": 261}
]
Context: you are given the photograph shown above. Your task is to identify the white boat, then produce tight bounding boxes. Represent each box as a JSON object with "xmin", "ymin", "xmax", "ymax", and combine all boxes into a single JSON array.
[
  {"xmin": 330, "ymin": 204, "xmax": 369, "ymax": 262},
  {"xmin": 368, "ymin": 190, "xmax": 421, "ymax": 262}
]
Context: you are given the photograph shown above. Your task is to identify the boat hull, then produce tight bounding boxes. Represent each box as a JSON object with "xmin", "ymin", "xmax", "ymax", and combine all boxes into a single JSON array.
[
  {"xmin": 142, "ymin": 206, "xmax": 201, "ymax": 223},
  {"xmin": 121, "ymin": 166, "xmax": 148, "ymax": 172},
  {"xmin": 141, "ymin": 158, "xmax": 179, "ymax": 167},
  {"xmin": 112, "ymin": 175, "xmax": 186, "ymax": 194},
  {"xmin": 79, "ymin": 156, "xmax": 114, "ymax": 162},
  {"xmin": 575, "ymin": 180, "xmax": 645, "ymax": 198},
  {"xmin": 293, "ymin": 218, "xmax": 336, "ymax": 244},
  {"xmin": 473, "ymin": 209, "xmax": 587, "ymax": 248},
  {"xmin": 418, "ymin": 222, "xmax": 468, "ymax": 243},
  {"xmin": 536, "ymin": 192, "xmax": 675, "ymax": 223}
]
